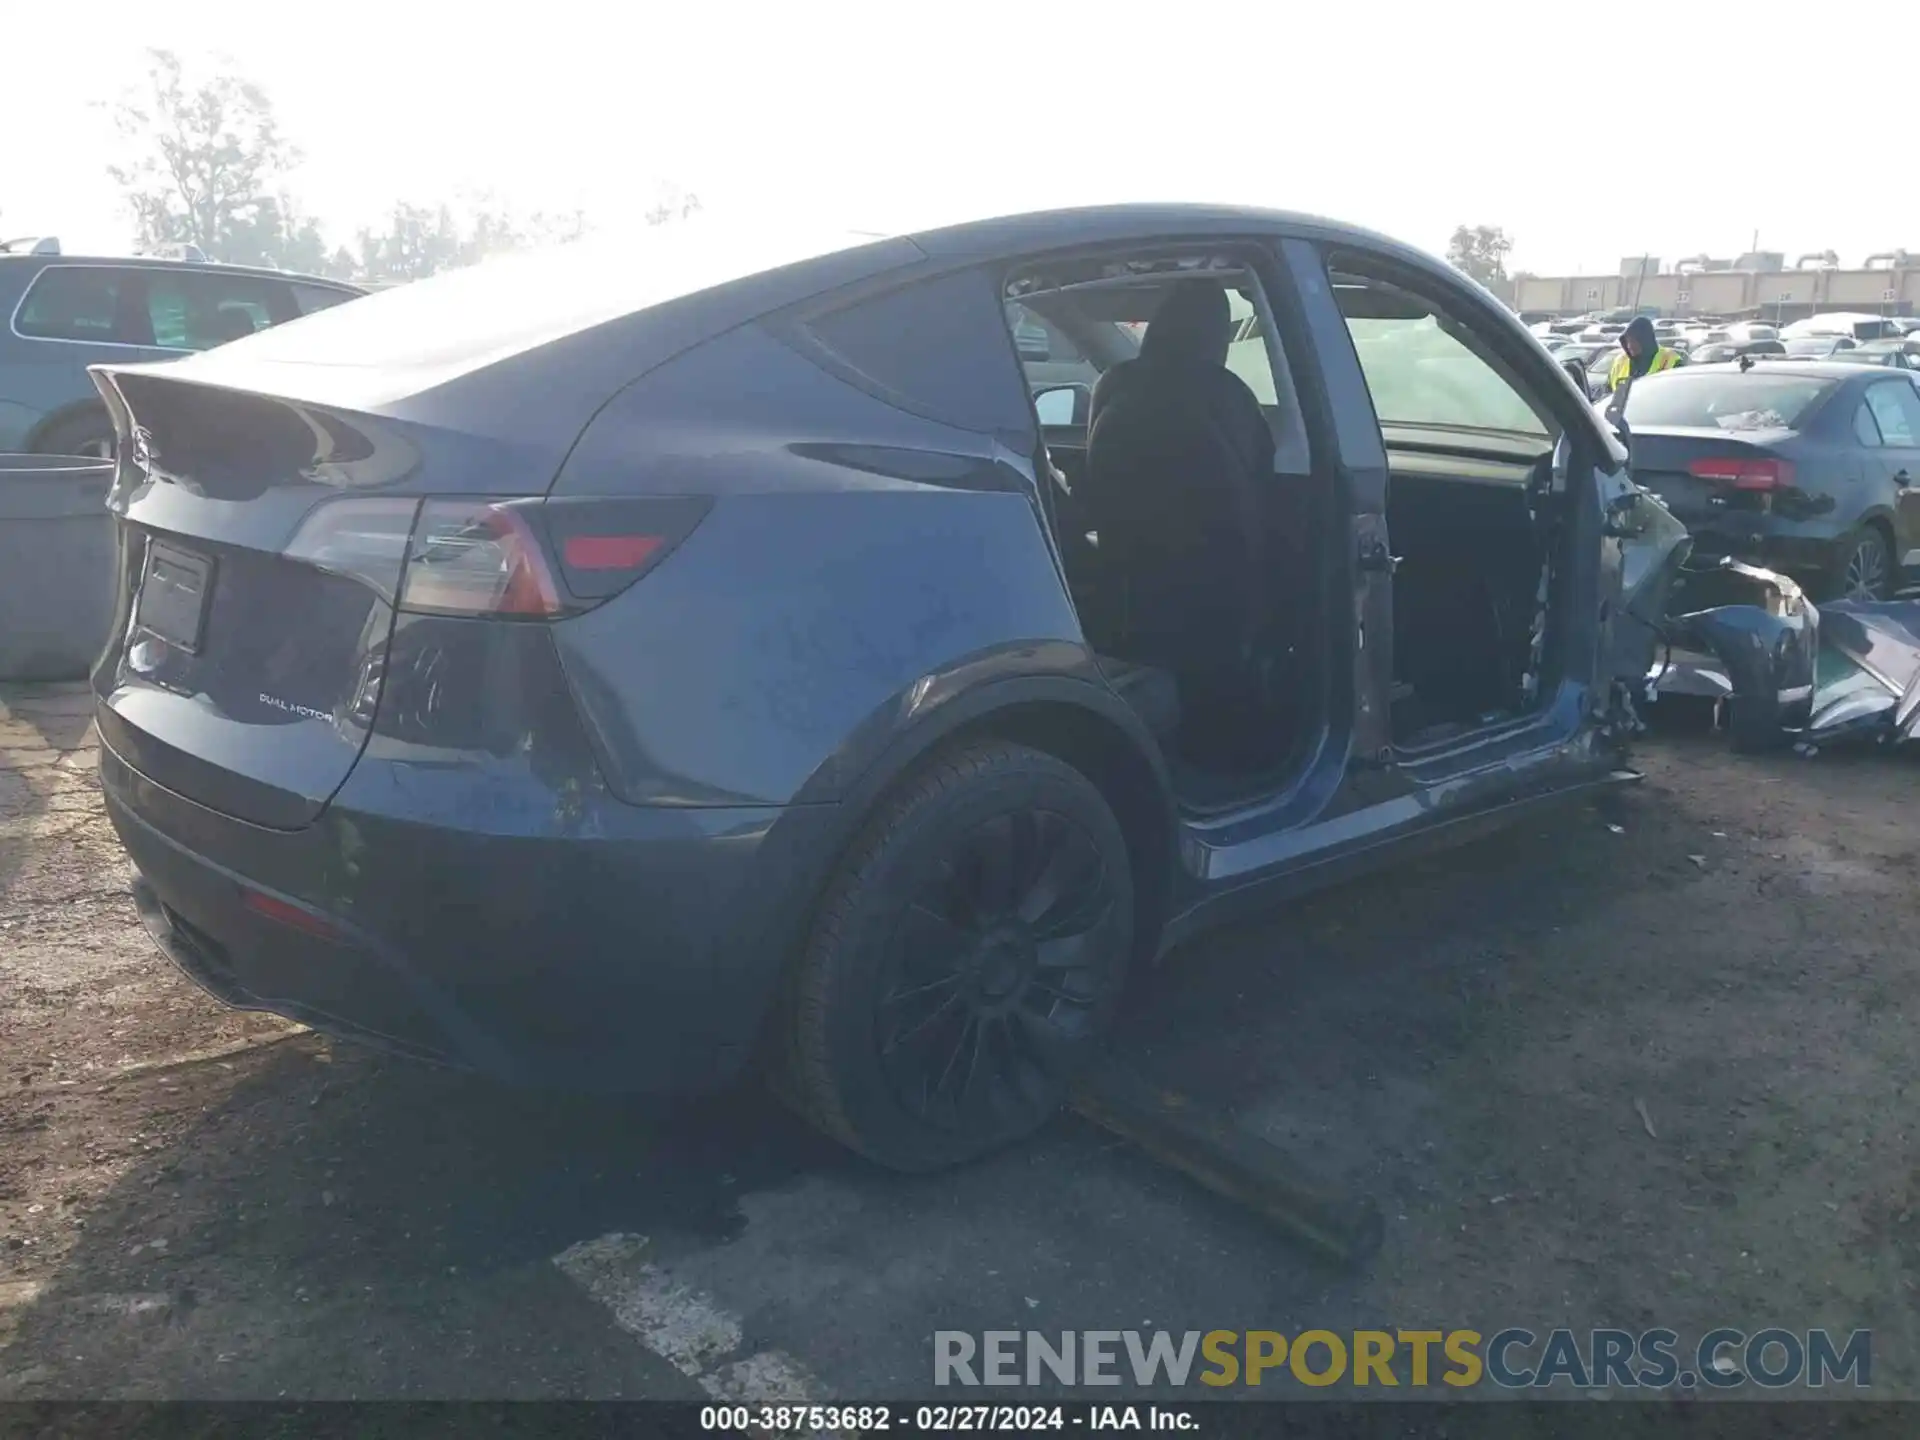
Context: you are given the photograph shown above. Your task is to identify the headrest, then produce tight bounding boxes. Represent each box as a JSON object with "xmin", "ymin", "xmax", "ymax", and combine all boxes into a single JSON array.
[{"xmin": 1140, "ymin": 281, "xmax": 1231, "ymax": 368}]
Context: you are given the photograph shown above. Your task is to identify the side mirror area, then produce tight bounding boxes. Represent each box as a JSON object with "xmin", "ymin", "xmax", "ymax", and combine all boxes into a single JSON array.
[{"xmin": 1033, "ymin": 384, "xmax": 1092, "ymax": 429}]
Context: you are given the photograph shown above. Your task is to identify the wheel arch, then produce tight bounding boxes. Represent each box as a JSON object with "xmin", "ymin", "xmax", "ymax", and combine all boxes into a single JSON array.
[
  {"xmin": 779, "ymin": 673, "xmax": 1182, "ymax": 999},
  {"xmin": 26, "ymin": 396, "xmax": 115, "ymax": 453}
]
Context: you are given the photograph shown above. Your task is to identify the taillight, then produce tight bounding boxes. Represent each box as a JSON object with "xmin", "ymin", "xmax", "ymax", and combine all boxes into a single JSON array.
[
  {"xmin": 282, "ymin": 494, "xmax": 711, "ymax": 618},
  {"xmin": 283, "ymin": 497, "xmax": 419, "ymax": 603},
  {"xmin": 403, "ymin": 500, "xmax": 566, "ymax": 618},
  {"xmin": 1688, "ymin": 456, "xmax": 1795, "ymax": 491},
  {"xmin": 540, "ymin": 495, "xmax": 712, "ymax": 601}
]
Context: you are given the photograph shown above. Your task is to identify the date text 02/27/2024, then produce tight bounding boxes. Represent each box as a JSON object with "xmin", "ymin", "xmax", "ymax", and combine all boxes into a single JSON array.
[{"xmin": 698, "ymin": 1404, "xmax": 1195, "ymax": 1432}]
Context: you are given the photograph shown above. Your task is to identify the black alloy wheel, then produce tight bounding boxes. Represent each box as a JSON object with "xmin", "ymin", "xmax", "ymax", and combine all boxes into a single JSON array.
[
  {"xmin": 776, "ymin": 742, "xmax": 1133, "ymax": 1172},
  {"xmin": 877, "ymin": 806, "xmax": 1112, "ymax": 1130},
  {"xmin": 1834, "ymin": 527, "xmax": 1893, "ymax": 602}
]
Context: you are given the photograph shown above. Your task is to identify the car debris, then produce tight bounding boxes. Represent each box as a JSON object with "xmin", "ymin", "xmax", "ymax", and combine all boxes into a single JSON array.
[{"xmin": 1643, "ymin": 557, "xmax": 1920, "ymax": 751}]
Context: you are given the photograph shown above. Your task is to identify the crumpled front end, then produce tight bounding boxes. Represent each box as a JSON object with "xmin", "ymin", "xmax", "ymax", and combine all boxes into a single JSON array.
[{"xmin": 1646, "ymin": 560, "xmax": 1920, "ymax": 752}]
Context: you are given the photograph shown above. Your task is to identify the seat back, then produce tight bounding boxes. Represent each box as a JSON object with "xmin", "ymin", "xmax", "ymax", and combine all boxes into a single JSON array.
[{"xmin": 1081, "ymin": 283, "xmax": 1270, "ymax": 671}]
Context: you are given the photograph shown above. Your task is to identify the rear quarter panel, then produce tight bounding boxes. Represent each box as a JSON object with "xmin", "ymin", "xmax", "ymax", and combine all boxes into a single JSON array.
[{"xmin": 548, "ymin": 321, "xmax": 1094, "ymax": 808}]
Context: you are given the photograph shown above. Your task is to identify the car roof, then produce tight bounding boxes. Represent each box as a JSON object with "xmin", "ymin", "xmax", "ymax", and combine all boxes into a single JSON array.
[{"xmin": 0, "ymin": 252, "xmax": 361, "ymax": 291}]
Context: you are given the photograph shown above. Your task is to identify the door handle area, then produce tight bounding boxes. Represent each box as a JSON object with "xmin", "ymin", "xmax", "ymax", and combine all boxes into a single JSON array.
[{"xmin": 1356, "ymin": 539, "xmax": 1401, "ymax": 574}]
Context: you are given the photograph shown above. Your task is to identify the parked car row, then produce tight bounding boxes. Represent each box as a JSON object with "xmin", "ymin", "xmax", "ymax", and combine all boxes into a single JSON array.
[{"xmin": 1608, "ymin": 360, "xmax": 1920, "ymax": 602}]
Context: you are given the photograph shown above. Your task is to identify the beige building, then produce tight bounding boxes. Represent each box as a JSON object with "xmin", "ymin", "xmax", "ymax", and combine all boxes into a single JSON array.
[{"xmin": 1511, "ymin": 254, "xmax": 1920, "ymax": 320}]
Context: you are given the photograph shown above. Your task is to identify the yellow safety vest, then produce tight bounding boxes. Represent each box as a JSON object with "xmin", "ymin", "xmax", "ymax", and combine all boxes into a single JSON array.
[{"xmin": 1608, "ymin": 346, "xmax": 1681, "ymax": 392}]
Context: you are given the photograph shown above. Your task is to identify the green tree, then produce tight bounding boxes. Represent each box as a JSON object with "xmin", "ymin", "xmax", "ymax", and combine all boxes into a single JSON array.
[
  {"xmin": 106, "ymin": 49, "xmax": 305, "ymax": 265},
  {"xmin": 1445, "ymin": 224, "xmax": 1514, "ymax": 287}
]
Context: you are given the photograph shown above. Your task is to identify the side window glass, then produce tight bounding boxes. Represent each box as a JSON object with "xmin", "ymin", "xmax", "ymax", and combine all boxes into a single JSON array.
[
  {"xmin": 1854, "ymin": 402, "xmax": 1883, "ymax": 448},
  {"xmin": 802, "ymin": 268, "xmax": 1033, "ymax": 435},
  {"xmin": 1888, "ymin": 382, "xmax": 1920, "ymax": 444},
  {"xmin": 148, "ymin": 272, "xmax": 285, "ymax": 351},
  {"xmin": 292, "ymin": 283, "xmax": 356, "ymax": 317},
  {"xmin": 1333, "ymin": 265, "xmax": 1551, "ymax": 441},
  {"xmin": 1865, "ymin": 383, "xmax": 1918, "ymax": 447},
  {"xmin": 15, "ymin": 268, "xmax": 125, "ymax": 343},
  {"xmin": 1224, "ymin": 289, "xmax": 1278, "ymax": 405}
]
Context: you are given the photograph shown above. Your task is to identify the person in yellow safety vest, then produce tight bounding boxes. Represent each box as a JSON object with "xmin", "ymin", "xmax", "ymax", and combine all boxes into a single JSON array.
[{"xmin": 1607, "ymin": 315, "xmax": 1683, "ymax": 393}]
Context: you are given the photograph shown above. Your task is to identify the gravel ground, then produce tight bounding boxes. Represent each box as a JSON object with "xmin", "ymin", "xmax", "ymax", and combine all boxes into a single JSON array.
[{"xmin": 3, "ymin": 681, "xmax": 1918, "ymax": 1405}]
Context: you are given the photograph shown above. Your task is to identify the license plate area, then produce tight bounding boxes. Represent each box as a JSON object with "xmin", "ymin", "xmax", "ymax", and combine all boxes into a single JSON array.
[{"xmin": 136, "ymin": 542, "xmax": 215, "ymax": 654}]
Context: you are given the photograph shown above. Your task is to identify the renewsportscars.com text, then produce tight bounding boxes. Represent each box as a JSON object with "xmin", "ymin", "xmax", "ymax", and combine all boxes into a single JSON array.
[{"xmin": 933, "ymin": 1328, "xmax": 1871, "ymax": 1391}]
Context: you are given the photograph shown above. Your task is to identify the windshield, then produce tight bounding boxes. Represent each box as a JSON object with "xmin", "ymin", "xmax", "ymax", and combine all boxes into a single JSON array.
[
  {"xmin": 1785, "ymin": 338, "xmax": 1842, "ymax": 356},
  {"xmin": 1622, "ymin": 371, "xmax": 1837, "ymax": 431}
]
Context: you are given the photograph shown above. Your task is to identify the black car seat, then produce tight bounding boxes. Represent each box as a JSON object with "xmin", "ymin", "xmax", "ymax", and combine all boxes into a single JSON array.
[
  {"xmin": 1082, "ymin": 281, "xmax": 1276, "ymax": 762},
  {"xmin": 210, "ymin": 308, "xmax": 260, "ymax": 344}
]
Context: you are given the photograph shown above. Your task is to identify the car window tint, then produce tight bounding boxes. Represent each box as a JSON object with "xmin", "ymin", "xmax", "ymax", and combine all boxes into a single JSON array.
[
  {"xmin": 803, "ymin": 268, "xmax": 1032, "ymax": 435},
  {"xmin": 1623, "ymin": 372, "xmax": 1836, "ymax": 431},
  {"xmin": 14, "ymin": 267, "xmax": 128, "ymax": 342},
  {"xmin": 145, "ymin": 271, "xmax": 287, "ymax": 351},
  {"xmin": 1344, "ymin": 313, "xmax": 1549, "ymax": 436},
  {"xmin": 1866, "ymin": 381, "xmax": 1920, "ymax": 447},
  {"xmin": 292, "ymin": 283, "xmax": 356, "ymax": 317},
  {"xmin": 1854, "ymin": 403, "xmax": 1883, "ymax": 447}
]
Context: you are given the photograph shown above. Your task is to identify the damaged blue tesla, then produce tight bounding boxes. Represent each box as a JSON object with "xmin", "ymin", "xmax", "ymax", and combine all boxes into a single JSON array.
[{"xmin": 94, "ymin": 206, "xmax": 1728, "ymax": 1172}]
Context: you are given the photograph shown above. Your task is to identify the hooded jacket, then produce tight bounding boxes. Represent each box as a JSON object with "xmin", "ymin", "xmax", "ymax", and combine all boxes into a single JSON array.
[{"xmin": 1608, "ymin": 316, "xmax": 1682, "ymax": 392}]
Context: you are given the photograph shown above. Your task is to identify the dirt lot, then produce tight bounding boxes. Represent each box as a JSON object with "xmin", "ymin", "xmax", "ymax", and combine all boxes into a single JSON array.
[{"xmin": 3, "ymin": 679, "xmax": 1919, "ymax": 1402}]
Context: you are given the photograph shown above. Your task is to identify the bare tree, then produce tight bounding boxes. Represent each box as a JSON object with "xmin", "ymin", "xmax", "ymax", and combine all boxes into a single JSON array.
[
  {"xmin": 107, "ymin": 49, "xmax": 303, "ymax": 262},
  {"xmin": 1445, "ymin": 224, "xmax": 1515, "ymax": 287}
]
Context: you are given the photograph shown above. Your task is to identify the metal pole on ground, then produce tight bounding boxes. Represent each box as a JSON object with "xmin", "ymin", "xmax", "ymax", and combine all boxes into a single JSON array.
[{"xmin": 1070, "ymin": 1058, "xmax": 1386, "ymax": 1271}]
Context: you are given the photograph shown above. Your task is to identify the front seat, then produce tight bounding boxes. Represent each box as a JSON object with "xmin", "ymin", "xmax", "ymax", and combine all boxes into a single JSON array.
[{"xmin": 1082, "ymin": 281, "xmax": 1275, "ymax": 725}]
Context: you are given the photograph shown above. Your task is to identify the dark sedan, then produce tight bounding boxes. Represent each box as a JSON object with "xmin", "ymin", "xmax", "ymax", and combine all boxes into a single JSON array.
[
  {"xmin": 1620, "ymin": 362, "xmax": 1920, "ymax": 600},
  {"xmin": 91, "ymin": 206, "xmax": 1691, "ymax": 1172}
]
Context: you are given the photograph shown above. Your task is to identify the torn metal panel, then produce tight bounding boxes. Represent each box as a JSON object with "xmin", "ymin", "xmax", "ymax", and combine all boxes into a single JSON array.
[
  {"xmin": 1806, "ymin": 599, "xmax": 1920, "ymax": 743},
  {"xmin": 1648, "ymin": 579, "xmax": 1920, "ymax": 749},
  {"xmin": 1649, "ymin": 560, "xmax": 1818, "ymax": 747}
]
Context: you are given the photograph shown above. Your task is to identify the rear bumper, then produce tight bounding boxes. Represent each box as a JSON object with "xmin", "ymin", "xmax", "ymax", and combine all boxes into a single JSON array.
[
  {"xmin": 1676, "ymin": 522, "xmax": 1843, "ymax": 582},
  {"xmin": 99, "ymin": 730, "xmax": 841, "ymax": 1093}
]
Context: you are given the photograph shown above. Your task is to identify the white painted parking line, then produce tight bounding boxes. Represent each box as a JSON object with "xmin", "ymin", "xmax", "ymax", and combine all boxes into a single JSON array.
[{"xmin": 554, "ymin": 1232, "xmax": 821, "ymax": 1403}]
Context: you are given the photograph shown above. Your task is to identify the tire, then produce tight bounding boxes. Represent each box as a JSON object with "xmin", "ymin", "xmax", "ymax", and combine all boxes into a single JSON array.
[
  {"xmin": 775, "ymin": 741, "xmax": 1134, "ymax": 1173},
  {"xmin": 1823, "ymin": 526, "xmax": 1895, "ymax": 603},
  {"xmin": 33, "ymin": 407, "xmax": 116, "ymax": 461}
]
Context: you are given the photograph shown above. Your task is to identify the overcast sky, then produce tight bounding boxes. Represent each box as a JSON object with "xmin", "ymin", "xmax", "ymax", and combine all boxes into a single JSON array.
[{"xmin": 4, "ymin": 1, "xmax": 1902, "ymax": 276}]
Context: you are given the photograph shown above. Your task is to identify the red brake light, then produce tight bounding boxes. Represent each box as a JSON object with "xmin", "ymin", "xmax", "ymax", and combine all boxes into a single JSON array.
[
  {"xmin": 563, "ymin": 534, "xmax": 664, "ymax": 571},
  {"xmin": 543, "ymin": 495, "xmax": 713, "ymax": 601},
  {"xmin": 1687, "ymin": 456, "xmax": 1794, "ymax": 491},
  {"xmin": 241, "ymin": 888, "xmax": 340, "ymax": 940}
]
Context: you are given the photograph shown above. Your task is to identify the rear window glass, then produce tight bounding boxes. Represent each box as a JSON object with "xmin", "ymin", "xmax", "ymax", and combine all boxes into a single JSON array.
[
  {"xmin": 15, "ymin": 267, "xmax": 128, "ymax": 343},
  {"xmin": 804, "ymin": 268, "xmax": 1032, "ymax": 435},
  {"xmin": 1623, "ymin": 372, "xmax": 1837, "ymax": 431}
]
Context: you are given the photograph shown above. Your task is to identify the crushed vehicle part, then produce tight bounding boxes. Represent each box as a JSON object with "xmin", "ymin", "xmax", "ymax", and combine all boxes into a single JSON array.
[
  {"xmin": 1647, "ymin": 560, "xmax": 1818, "ymax": 751},
  {"xmin": 1804, "ymin": 599, "xmax": 1920, "ymax": 745},
  {"xmin": 1647, "ymin": 562, "xmax": 1920, "ymax": 750}
]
